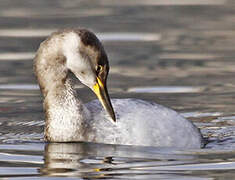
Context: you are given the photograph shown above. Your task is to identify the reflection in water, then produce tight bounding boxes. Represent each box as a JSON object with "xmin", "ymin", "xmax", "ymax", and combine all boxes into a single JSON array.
[
  {"xmin": 41, "ymin": 143, "xmax": 107, "ymax": 177},
  {"xmin": 40, "ymin": 143, "xmax": 235, "ymax": 179},
  {"xmin": 40, "ymin": 143, "xmax": 196, "ymax": 178},
  {"xmin": 1, "ymin": 142, "xmax": 235, "ymax": 178},
  {"xmin": 41, "ymin": 143, "xmax": 87, "ymax": 177}
]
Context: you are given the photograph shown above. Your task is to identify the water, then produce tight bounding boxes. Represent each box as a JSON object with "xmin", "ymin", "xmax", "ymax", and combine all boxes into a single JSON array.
[{"xmin": 1, "ymin": 0, "xmax": 235, "ymax": 179}]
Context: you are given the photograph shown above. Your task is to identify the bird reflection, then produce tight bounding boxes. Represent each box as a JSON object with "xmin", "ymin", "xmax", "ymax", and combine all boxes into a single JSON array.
[
  {"xmin": 39, "ymin": 142, "xmax": 119, "ymax": 178},
  {"xmin": 39, "ymin": 142, "xmax": 193, "ymax": 178}
]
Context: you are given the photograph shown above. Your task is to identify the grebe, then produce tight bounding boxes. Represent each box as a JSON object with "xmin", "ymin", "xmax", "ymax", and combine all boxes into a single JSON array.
[{"xmin": 34, "ymin": 29, "xmax": 203, "ymax": 148}]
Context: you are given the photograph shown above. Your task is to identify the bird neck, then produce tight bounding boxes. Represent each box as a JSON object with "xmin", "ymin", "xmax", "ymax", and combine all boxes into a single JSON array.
[
  {"xmin": 34, "ymin": 42, "xmax": 90, "ymax": 142},
  {"xmin": 43, "ymin": 77, "xmax": 90, "ymax": 142}
]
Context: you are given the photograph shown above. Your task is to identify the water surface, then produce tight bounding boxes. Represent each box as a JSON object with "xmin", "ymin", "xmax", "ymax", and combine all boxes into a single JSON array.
[{"xmin": 1, "ymin": 0, "xmax": 235, "ymax": 179}]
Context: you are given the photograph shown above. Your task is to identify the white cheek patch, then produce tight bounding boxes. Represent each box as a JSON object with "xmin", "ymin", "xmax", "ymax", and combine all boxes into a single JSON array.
[
  {"xmin": 62, "ymin": 31, "xmax": 96, "ymax": 88},
  {"xmin": 62, "ymin": 32, "xmax": 82, "ymax": 69}
]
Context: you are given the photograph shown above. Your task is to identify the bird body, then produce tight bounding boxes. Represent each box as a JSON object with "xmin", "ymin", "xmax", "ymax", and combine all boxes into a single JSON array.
[
  {"xmin": 34, "ymin": 29, "xmax": 203, "ymax": 148},
  {"xmin": 86, "ymin": 99, "xmax": 202, "ymax": 148}
]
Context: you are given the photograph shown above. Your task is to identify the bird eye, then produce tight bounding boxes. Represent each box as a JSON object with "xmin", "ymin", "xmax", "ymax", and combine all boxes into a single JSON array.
[{"xmin": 96, "ymin": 65, "xmax": 102, "ymax": 73}]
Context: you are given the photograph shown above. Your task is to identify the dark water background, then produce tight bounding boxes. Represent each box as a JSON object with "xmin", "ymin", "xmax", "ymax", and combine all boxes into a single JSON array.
[{"xmin": 1, "ymin": 0, "xmax": 235, "ymax": 179}]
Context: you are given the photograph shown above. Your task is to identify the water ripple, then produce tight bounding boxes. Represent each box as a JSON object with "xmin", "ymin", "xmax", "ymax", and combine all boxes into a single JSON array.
[
  {"xmin": 128, "ymin": 86, "xmax": 204, "ymax": 93},
  {"xmin": 0, "ymin": 29, "xmax": 161, "ymax": 41}
]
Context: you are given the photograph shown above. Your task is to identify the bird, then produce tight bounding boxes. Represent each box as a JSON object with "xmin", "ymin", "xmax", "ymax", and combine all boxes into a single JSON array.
[{"xmin": 34, "ymin": 28, "xmax": 204, "ymax": 148}]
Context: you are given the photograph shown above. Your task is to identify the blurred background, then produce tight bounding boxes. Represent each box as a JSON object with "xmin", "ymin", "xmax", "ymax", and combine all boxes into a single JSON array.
[{"xmin": 1, "ymin": 0, "xmax": 235, "ymax": 179}]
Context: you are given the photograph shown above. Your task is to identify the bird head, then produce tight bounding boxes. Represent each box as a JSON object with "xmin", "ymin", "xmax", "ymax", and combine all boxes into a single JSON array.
[{"xmin": 62, "ymin": 29, "xmax": 116, "ymax": 122}]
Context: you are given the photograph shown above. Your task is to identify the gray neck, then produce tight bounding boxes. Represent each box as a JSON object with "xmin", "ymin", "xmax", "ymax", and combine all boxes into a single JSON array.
[
  {"xmin": 43, "ymin": 76, "xmax": 90, "ymax": 142},
  {"xmin": 34, "ymin": 39, "xmax": 90, "ymax": 142}
]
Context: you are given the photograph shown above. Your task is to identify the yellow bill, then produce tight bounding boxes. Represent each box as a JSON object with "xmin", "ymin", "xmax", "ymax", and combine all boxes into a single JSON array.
[{"xmin": 93, "ymin": 77, "xmax": 116, "ymax": 122}]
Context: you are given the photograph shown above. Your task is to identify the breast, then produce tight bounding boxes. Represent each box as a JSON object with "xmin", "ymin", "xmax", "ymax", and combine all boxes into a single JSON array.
[{"xmin": 85, "ymin": 98, "xmax": 203, "ymax": 148}]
